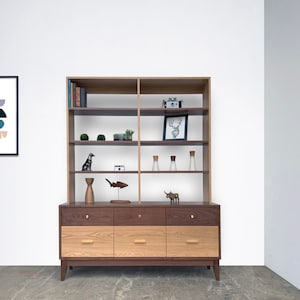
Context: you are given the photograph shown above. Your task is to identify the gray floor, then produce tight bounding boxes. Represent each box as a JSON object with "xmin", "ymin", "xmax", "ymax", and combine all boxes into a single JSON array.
[{"xmin": 0, "ymin": 266, "xmax": 299, "ymax": 300}]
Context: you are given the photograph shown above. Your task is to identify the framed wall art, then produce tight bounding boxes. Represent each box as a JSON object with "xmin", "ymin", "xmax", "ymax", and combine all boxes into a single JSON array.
[
  {"xmin": 163, "ymin": 114, "xmax": 188, "ymax": 140},
  {"xmin": 0, "ymin": 76, "xmax": 19, "ymax": 155}
]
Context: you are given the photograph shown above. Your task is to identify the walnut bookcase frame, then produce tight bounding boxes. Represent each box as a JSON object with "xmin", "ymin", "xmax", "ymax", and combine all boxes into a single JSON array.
[{"xmin": 66, "ymin": 77, "xmax": 211, "ymax": 204}]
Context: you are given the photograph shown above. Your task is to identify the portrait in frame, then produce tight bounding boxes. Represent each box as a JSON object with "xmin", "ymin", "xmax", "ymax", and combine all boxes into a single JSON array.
[{"xmin": 163, "ymin": 114, "xmax": 188, "ymax": 140}]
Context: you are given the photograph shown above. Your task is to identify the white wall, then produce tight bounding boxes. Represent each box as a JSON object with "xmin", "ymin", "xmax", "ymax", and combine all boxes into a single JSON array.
[
  {"xmin": 0, "ymin": 0, "xmax": 264, "ymax": 265},
  {"xmin": 265, "ymin": 0, "xmax": 300, "ymax": 289}
]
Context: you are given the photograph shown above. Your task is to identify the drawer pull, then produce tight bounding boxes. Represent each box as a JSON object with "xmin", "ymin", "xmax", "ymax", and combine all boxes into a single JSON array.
[
  {"xmin": 85, "ymin": 214, "xmax": 89, "ymax": 220},
  {"xmin": 186, "ymin": 239, "xmax": 199, "ymax": 244},
  {"xmin": 134, "ymin": 239, "xmax": 146, "ymax": 244},
  {"xmin": 81, "ymin": 239, "xmax": 94, "ymax": 244},
  {"xmin": 138, "ymin": 214, "xmax": 142, "ymax": 219},
  {"xmin": 190, "ymin": 214, "xmax": 195, "ymax": 219}
]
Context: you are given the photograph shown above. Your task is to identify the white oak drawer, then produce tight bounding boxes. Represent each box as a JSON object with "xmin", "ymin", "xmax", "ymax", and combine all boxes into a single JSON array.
[
  {"xmin": 167, "ymin": 226, "xmax": 219, "ymax": 257},
  {"xmin": 61, "ymin": 226, "xmax": 113, "ymax": 257},
  {"xmin": 114, "ymin": 226, "xmax": 166, "ymax": 257}
]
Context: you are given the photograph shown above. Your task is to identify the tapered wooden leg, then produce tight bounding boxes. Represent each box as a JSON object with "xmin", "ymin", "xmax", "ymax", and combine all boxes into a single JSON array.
[
  {"xmin": 213, "ymin": 260, "xmax": 220, "ymax": 281},
  {"xmin": 61, "ymin": 260, "xmax": 68, "ymax": 281}
]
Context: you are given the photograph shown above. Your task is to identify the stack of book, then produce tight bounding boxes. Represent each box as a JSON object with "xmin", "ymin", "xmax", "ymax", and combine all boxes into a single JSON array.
[{"xmin": 68, "ymin": 80, "xmax": 87, "ymax": 108}]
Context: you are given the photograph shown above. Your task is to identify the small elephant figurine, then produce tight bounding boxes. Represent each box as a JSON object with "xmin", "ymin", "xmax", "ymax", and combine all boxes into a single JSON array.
[{"xmin": 82, "ymin": 153, "xmax": 95, "ymax": 171}]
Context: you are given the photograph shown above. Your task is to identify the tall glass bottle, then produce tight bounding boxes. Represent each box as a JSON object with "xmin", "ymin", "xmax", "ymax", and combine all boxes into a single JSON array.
[
  {"xmin": 152, "ymin": 155, "xmax": 160, "ymax": 171},
  {"xmin": 169, "ymin": 155, "xmax": 177, "ymax": 171},
  {"xmin": 189, "ymin": 150, "xmax": 196, "ymax": 171}
]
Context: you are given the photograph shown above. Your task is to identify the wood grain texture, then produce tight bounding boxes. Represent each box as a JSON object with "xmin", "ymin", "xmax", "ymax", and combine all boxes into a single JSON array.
[
  {"xmin": 61, "ymin": 226, "xmax": 113, "ymax": 257},
  {"xmin": 114, "ymin": 207, "xmax": 165, "ymax": 226},
  {"xmin": 167, "ymin": 226, "xmax": 219, "ymax": 257},
  {"xmin": 166, "ymin": 206, "xmax": 219, "ymax": 226},
  {"xmin": 114, "ymin": 226, "xmax": 166, "ymax": 257},
  {"xmin": 60, "ymin": 207, "xmax": 113, "ymax": 226}
]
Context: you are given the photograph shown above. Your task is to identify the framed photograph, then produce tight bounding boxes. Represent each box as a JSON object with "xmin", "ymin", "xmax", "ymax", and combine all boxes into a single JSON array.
[
  {"xmin": 0, "ymin": 76, "xmax": 19, "ymax": 155},
  {"xmin": 163, "ymin": 114, "xmax": 188, "ymax": 140}
]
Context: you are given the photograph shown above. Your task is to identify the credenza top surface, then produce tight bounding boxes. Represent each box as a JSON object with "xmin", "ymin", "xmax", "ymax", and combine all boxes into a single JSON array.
[{"xmin": 59, "ymin": 201, "xmax": 220, "ymax": 208}]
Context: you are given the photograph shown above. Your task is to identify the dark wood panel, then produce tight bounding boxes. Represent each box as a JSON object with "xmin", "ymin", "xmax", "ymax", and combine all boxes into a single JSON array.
[
  {"xmin": 166, "ymin": 206, "xmax": 219, "ymax": 226},
  {"xmin": 60, "ymin": 258, "xmax": 219, "ymax": 281},
  {"xmin": 60, "ymin": 207, "xmax": 113, "ymax": 226},
  {"xmin": 114, "ymin": 208, "xmax": 165, "ymax": 226},
  {"xmin": 69, "ymin": 78, "xmax": 137, "ymax": 94},
  {"xmin": 60, "ymin": 202, "xmax": 219, "ymax": 208},
  {"xmin": 140, "ymin": 78, "xmax": 209, "ymax": 94},
  {"xmin": 70, "ymin": 140, "xmax": 138, "ymax": 146},
  {"xmin": 69, "ymin": 108, "xmax": 137, "ymax": 116},
  {"xmin": 140, "ymin": 108, "xmax": 208, "ymax": 116},
  {"xmin": 69, "ymin": 107, "xmax": 208, "ymax": 116}
]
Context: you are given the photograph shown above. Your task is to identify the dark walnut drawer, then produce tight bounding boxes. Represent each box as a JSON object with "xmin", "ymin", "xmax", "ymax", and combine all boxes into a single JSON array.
[
  {"xmin": 60, "ymin": 207, "xmax": 113, "ymax": 226},
  {"xmin": 114, "ymin": 207, "xmax": 165, "ymax": 226},
  {"xmin": 166, "ymin": 206, "xmax": 220, "ymax": 226}
]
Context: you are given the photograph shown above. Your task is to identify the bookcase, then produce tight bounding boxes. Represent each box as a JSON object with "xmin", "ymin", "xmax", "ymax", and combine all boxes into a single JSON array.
[{"xmin": 59, "ymin": 77, "xmax": 220, "ymax": 280}]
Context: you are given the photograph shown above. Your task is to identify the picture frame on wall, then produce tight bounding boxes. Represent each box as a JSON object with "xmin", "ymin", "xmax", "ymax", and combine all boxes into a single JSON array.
[
  {"xmin": 163, "ymin": 114, "xmax": 188, "ymax": 140},
  {"xmin": 0, "ymin": 76, "xmax": 19, "ymax": 155}
]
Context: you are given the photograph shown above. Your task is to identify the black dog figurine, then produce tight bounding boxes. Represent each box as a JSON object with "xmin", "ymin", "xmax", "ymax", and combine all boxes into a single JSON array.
[{"xmin": 82, "ymin": 153, "xmax": 95, "ymax": 171}]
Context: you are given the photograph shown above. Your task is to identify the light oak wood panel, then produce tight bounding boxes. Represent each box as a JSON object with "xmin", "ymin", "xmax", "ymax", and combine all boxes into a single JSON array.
[
  {"xmin": 114, "ymin": 226, "xmax": 166, "ymax": 257},
  {"xmin": 61, "ymin": 226, "xmax": 113, "ymax": 257},
  {"xmin": 167, "ymin": 226, "xmax": 219, "ymax": 257}
]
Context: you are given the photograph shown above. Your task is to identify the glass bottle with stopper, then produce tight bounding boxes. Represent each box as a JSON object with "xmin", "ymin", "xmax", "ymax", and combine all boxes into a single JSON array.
[
  {"xmin": 189, "ymin": 150, "xmax": 196, "ymax": 171},
  {"xmin": 169, "ymin": 155, "xmax": 177, "ymax": 171},
  {"xmin": 152, "ymin": 155, "xmax": 160, "ymax": 171}
]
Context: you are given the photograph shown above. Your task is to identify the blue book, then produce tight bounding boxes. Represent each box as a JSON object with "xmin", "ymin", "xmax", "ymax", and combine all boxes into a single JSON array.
[
  {"xmin": 80, "ymin": 87, "xmax": 87, "ymax": 107},
  {"xmin": 68, "ymin": 80, "xmax": 71, "ymax": 108}
]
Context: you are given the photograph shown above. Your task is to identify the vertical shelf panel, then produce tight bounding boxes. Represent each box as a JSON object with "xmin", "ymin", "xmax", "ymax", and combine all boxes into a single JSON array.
[{"xmin": 137, "ymin": 78, "xmax": 141, "ymax": 204}]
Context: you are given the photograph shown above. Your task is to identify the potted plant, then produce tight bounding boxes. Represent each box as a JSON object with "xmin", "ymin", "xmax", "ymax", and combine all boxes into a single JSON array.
[
  {"xmin": 124, "ymin": 129, "xmax": 134, "ymax": 141},
  {"xmin": 80, "ymin": 133, "xmax": 89, "ymax": 141},
  {"xmin": 97, "ymin": 134, "xmax": 106, "ymax": 141}
]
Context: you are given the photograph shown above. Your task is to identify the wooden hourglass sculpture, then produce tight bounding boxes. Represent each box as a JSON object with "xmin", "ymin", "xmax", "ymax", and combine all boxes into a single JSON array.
[{"xmin": 85, "ymin": 178, "xmax": 94, "ymax": 204}]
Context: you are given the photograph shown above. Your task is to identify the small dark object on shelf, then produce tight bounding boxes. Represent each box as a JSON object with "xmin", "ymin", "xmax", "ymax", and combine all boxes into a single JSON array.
[
  {"xmin": 114, "ymin": 165, "xmax": 125, "ymax": 171},
  {"xmin": 164, "ymin": 191, "xmax": 179, "ymax": 204},
  {"xmin": 97, "ymin": 134, "xmax": 106, "ymax": 141},
  {"xmin": 105, "ymin": 178, "xmax": 128, "ymax": 189},
  {"xmin": 110, "ymin": 200, "xmax": 131, "ymax": 204},
  {"xmin": 82, "ymin": 153, "xmax": 95, "ymax": 171},
  {"xmin": 113, "ymin": 133, "xmax": 125, "ymax": 141},
  {"xmin": 162, "ymin": 97, "xmax": 182, "ymax": 108},
  {"xmin": 80, "ymin": 133, "xmax": 89, "ymax": 141}
]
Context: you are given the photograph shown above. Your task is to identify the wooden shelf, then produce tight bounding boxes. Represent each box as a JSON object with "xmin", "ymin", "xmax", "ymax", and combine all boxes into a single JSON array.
[
  {"xmin": 72, "ymin": 170, "xmax": 138, "ymax": 174},
  {"xmin": 141, "ymin": 170, "xmax": 209, "ymax": 174},
  {"xmin": 70, "ymin": 141, "xmax": 138, "ymax": 146},
  {"xmin": 68, "ymin": 107, "xmax": 208, "ymax": 116},
  {"xmin": 71, "ymin": 170, "xmax": 208, "ymax": 174},
  {"xmin": 140, "ymin": 140, "xmax": 208, "ymax": 146},
  {"xmin": 140, "ymin": 108, "xmax": 208, "ymax": 116},
  {"xmin": 70, "ymin": 140, "xmax": 208, "ymax": 146},
  {"xmin": 69, "ymin": 107, "xmax": 137, "ymax": 116}
]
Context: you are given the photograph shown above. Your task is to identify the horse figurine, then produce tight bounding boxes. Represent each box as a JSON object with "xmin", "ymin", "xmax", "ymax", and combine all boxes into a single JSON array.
[{"xmin": 164, "ymin": 191, "xmax": 179, "ymax": 204}]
